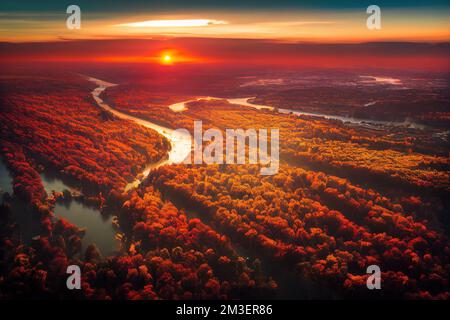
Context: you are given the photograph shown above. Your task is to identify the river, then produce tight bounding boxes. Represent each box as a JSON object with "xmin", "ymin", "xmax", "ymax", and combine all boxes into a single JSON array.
[
  {"xmin": 86, "ymin": 76, "xmax": 192, "ymax": 191},
  {"xmin": 86, "ymin": 76, "xmax": 430, "ymax": 192},
  {"xmin": 86, "ymin": 75, "xmax": 427, "ymax": 194},
  {"xmin": 168, "ymin": 96, "xmax": 427, "ymax": 130}
]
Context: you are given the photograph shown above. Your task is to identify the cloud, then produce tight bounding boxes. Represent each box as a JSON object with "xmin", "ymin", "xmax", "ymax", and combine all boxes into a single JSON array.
[{"xmin": 115, "ymin": 19, "xmax": 228, "ymax": 28}]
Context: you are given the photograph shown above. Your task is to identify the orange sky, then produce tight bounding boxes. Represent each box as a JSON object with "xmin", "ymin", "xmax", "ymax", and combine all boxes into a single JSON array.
[
  {"xmin": 1, "ymin": 8, "xmax": 449, "ymax": 42},
  {"xmin": 1, "ymin": 2, "xmax": 449, "ymax": 71},
  {"xmin": 0, "ymin": 38, "xmax": 448, "ymax": 71}
]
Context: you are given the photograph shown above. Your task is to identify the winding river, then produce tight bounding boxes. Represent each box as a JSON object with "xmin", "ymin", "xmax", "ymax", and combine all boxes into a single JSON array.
[
  {"xmin": 86, "ymin": 76, "xmax": 432, "ymax": 193},
  {"xmin": 169, "ymin": 96, "xmax": 427, "ymax": 130},
  {"xmin": 86, "ymin": 76, "xmax": 192, "ymax": 191}
]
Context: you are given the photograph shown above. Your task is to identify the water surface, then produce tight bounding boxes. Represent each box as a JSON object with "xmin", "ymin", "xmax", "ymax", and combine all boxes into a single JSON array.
[
  {"xmin": 0, "ymin": 161, "xmax": 13, "ymax": 196},
  {"xmin": 41, "ymin": 174, "xmax": 120, "ymax": 257}
]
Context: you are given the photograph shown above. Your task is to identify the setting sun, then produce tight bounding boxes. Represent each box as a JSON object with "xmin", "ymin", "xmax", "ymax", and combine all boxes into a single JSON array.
[{"xmin": 161, "ymin": 53, "xmax": 173, "ymax": 65}]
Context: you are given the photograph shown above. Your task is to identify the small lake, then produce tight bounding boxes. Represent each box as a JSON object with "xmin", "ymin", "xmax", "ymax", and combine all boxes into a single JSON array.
[
  {"xmin": 53, "ymin": 200, "xmax": 120, "ymax": 257},
  {"xmin": 1, "ymin": 160, "xmax": 41, "ymax": 242},
  {"xmin": 41, "ymin": 172, "xmax": 121, "ymax": 257},
  {"xmin": 0, "ymin": 162, "xmax": 120, "ymax": 257},
  {"xmin": 0, "ymin": 160, "xmax": 13, "ymax": 196}
]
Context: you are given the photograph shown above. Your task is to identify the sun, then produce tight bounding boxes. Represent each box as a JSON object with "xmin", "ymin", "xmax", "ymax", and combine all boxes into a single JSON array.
[
  {"xmin": 161, "ymin": 53, "xmax": 173, "ymax": 65},
  {"xmin": 158, "ymin": 50, "xmax": 198, "ymax": 65}
]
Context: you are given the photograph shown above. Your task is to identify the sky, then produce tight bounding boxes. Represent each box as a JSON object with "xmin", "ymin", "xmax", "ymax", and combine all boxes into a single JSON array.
[
  {"xmin": 0, "ymin": 1, "xmax": 449, "ymax": 71},
  {"xmin": 0, "ymin": 0, "xmax": 449, "ymax": 42}
]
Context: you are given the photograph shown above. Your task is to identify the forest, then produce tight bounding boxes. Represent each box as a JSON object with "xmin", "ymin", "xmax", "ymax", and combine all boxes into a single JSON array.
[{"xmin": 0, "ymin": 70, "xmax": 448, "ymax": 299}]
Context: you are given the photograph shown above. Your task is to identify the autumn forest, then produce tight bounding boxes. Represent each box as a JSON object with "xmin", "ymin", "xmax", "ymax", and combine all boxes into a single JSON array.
[{"xmin": 0, "ymin": 56, "xmax": 448, "ymax": 301}]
